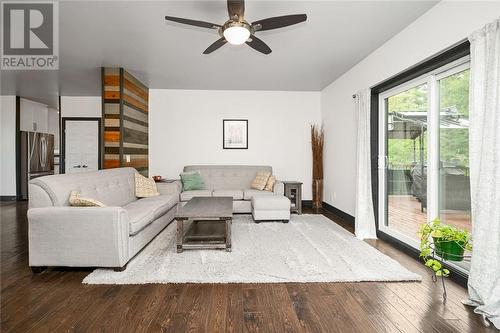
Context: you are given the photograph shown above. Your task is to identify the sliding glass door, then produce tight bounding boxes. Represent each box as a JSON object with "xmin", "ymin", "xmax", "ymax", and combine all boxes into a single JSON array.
[
  {"xmin": 437, "ymin": 67, "xmax": 471, "ymax": 232},
  {"xmin": 382, "ymin": 81, "xmax": 429, "ymax": 245},
  {"xmin": 378, "ymin": 58, "xmax": 472, "ymax": 264}
]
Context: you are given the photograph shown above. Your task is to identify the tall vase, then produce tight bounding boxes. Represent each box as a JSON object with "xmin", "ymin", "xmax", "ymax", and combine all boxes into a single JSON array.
[{"xmin": 312, "ymin": 179, "xmax": 323, "ymax": 210}]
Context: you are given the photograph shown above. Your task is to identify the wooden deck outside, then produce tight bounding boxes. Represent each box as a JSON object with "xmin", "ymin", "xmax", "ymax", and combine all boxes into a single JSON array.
[{"xmin": 388, "ymin": 195, "xmax": 471, "ymax": 241}]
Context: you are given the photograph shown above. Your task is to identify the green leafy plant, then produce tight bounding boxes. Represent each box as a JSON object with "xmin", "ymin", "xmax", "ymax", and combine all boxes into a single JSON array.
[{"xmin": 418, "ymin": 218, "xmax": 472, "ymax": 277}]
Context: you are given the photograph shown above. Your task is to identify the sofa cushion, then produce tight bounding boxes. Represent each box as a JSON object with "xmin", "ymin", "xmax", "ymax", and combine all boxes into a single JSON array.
[
  {"xmin": 183, "ymin": 165, "xmax": 272, "ymax": 190},
  {"xmin": 180, "ymin": 190, "xmax": 212, "ymax": 202},
  {"xmin": 29, "ymin": 167, "xmax": 137, "ymax": 207},
  {"xmin": 212, "ymin": 189, "xmax": 244, "ymax": 200},
  {"xmin": 123, "ymin": 194, "xmax": 178, "ymax": 235},
  {"xmin": 243, "ymin": 189, "xmax": 276, "ymax": 200},
  {"xmin": 252, "ymin": 195, "xmax": 290, "ymax": 210}
]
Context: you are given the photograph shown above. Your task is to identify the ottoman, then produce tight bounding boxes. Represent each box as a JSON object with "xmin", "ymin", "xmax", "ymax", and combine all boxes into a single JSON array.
[{"xmin": 251, "ymin": 196, "xmax": 291, "ymax": 223}]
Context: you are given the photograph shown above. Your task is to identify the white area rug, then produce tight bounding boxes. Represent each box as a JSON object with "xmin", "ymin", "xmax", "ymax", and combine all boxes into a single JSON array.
[{"xmin": 83, "ymin": 214, "xmax": 421, "ymax": 284}]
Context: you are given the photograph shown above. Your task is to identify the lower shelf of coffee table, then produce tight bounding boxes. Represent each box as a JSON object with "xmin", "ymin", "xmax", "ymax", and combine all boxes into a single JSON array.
[
  {"xmin": 180, "ymin": 243, "xmax": 228, "ymax": 250},
  {"xmin": 183, "ymin": 220, "xmax": 227, "ymax": 245}
]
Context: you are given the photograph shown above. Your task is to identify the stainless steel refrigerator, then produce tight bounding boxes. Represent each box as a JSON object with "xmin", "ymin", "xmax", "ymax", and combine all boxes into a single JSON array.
[{"xmin": 21, "ymin": 132, "xmax": 54, "ymax": 199}]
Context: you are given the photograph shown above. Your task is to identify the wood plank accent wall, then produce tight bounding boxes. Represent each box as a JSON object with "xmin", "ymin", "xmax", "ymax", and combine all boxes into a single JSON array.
[{"xmin": 102, "ymin": 67, "xmax": 149, "ymax": 175}]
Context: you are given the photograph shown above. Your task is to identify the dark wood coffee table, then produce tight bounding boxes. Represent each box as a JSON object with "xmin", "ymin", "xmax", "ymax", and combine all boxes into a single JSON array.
[{"xmin": 175, "ymin": 197, "xmax": 233, "ymax": 253}]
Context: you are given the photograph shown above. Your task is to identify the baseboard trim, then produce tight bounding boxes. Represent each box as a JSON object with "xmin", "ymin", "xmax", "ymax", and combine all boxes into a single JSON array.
[
  {"xmin": 302, "ymin": 200, "xmax": 312, "ymax": 208},
  {"xmin": 321, "ymin": 201, "xmax": 355, "ymax": 224},
  {"xmin": 0, "ymin": 196, "xmax": 20, "ymax": 202}
]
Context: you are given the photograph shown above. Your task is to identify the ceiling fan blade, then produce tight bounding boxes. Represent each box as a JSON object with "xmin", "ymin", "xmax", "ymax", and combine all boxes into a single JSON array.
[
  {"xmin": 246, "ymin": 35, "xmax": 272, "ymax": 55},
  {"xmin": 227, "ymin": 0, "xmax": 245, "ymax": 19},
  {"xmin": 203, "ymin": 38, "xmax": 227, "ymax": 54},
  {"xmin": 252, "ymin": 14, "xmax": 307, "ymax": 31},
  {"xmin": 165, "ymin": 16, "xmax": 221, "ymax": 29}
]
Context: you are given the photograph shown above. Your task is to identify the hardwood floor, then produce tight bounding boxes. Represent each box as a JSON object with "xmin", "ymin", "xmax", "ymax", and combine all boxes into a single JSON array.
[{"xmin": 0, "ymin": 201, "xmax": 492, "ymax": 333}]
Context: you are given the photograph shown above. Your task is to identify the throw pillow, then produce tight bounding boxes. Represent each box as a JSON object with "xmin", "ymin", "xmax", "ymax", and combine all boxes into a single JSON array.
[
  {"xmin": 135, "ymin": 173, "xmax": 160, "ymax": 198},
  {"xmin": 251, "ymin": 171, "xmax": 271, "ymax": 190},
  {"xmin": 69, "ymin": 190, "xmax": 106, "ymax": 207},
  {"xmin": 180, "ymin": 171, "xmax": 205, "ymax": 191},
  {"xmin": 264, "ymin": 175, "xmax": 276, "ymax": 192}
]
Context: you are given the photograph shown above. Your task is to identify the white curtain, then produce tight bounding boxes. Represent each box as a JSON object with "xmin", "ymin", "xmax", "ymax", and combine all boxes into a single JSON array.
[
  {"xmin": 354, "ymin": 88, "xmax": 377, "ymax": 240},
  {"xmin": 464, "ymin": 18, "xmax": 500, "ymax": 329}
]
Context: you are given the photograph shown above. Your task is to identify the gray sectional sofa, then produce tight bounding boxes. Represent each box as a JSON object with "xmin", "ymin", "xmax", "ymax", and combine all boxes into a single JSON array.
[
  {"xmin": 27, "ymin": 165, "xmax": 286, "ymax": 272},
  {"xmin": 180, "ymin": 165, "xmax": 284, "ymax": 213},
  {"xmin": 27, "ymin": 167, "xmax": 181, "ymax": 271}
]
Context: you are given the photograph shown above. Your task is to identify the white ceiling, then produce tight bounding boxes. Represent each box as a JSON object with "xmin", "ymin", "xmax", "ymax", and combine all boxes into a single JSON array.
[{"xmin": 1, "ymin": 1, "xmax": 437, "ymax": 107}]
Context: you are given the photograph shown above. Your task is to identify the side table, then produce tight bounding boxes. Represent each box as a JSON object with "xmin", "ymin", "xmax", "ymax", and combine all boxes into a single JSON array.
[{"xmin": 282, "ymin": 181, "xmax": 302, "ymax": 215}]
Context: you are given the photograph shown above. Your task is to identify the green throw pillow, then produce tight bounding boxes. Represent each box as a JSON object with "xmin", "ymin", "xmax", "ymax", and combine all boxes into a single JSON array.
[{"xmin": 180, "ymin": 171, "xmax": 205, "ymax": 191}]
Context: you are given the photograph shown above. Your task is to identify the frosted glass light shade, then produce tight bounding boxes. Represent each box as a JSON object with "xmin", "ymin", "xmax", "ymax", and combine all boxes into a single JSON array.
[{"xmin": 223, "ymin": 26, "xmax": 250, "ymax": 45}]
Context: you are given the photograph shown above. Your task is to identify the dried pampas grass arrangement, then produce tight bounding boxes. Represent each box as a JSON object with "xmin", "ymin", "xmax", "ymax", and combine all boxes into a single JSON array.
[{"xmin": 311, "ymin": 124, "xmax": 324, "ymax": 209}]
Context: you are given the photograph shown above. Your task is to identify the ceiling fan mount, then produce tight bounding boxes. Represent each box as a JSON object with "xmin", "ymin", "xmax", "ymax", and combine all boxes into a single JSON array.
[{"xmin": 165, "ymin": 0, "xmax": 307, "ymax": 55}]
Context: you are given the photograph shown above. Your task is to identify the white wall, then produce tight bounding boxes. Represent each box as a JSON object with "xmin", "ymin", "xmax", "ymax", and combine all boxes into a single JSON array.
[
  {"xmin": 150, "ymin": 90, "xmax": 321, "ymax": 199},
  {"xmin": 48, "ymin": 108, "xmax": 60, "ymax": 153},
  {"xmin": 1, "ymin": 96, "xmax": 17, "ymax": 196},
  {"xmin": 321, "ymin": 1, "xmax": 500, "ymax": 216},
  {"xmin": 60, "ymin": 96, "xmax": 101, "ymax": 118},
  {"xmin": 20, "ymin": 98, "xmax": 48, "ymax": 132}
]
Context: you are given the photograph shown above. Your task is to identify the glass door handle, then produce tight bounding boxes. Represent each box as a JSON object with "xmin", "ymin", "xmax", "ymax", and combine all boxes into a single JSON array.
[
  {"xmin": 73, "ymin": 165, "xmax": 81, "ymax": 168},
  {"xmin": 82, "ymin": 165, "xmax": 88, "ymax": 168}
]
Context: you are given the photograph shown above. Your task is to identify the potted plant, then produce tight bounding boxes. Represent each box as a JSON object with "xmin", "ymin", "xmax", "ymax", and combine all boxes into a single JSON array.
[{"xmin": 418, "ymin": 218, "xmax": 472, "ymax": 277}]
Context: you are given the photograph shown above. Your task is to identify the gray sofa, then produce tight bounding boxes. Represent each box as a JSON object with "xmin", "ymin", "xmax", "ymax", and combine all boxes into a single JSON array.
[
  {"xmin": 27, "ymin": 167, "xmax": 181, "ymax": 272},
  {"xmin": 180, "ymin": 165, "xmax": 284, "ymax": 213}
]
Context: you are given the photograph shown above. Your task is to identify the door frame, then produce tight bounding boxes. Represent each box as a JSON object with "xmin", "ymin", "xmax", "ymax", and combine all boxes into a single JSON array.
[
  {"xmin": 61, "ymin": 117, "xmax": 102, "ymax": 174},
  {"xmin": 377, "ymin": 57, "xmax": 470, "ymax": 248},
  {"xmin": 370, "ymin": 41, "xmax": 470, "ymax": 286},
  {"xmin": 15, "ymin": 96, "xmax": 21, "ymax": 200}
]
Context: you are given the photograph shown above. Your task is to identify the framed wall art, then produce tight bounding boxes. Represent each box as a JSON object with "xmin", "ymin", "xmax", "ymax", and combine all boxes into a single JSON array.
[{"xmin": 223, "ymin": 119, "xmax": 248, "ymax": 149}]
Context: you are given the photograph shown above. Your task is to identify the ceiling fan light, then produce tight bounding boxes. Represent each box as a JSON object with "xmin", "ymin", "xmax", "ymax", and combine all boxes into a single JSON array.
[{"xmin": 223, "ymin": 26, "xmax": 250, "ymax": 45}]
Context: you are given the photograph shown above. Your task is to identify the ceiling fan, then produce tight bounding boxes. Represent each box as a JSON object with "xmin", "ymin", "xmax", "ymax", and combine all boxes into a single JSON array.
[{"xmin": 165, "ymin": 0, "xmax": 307, "ymax": 55}]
